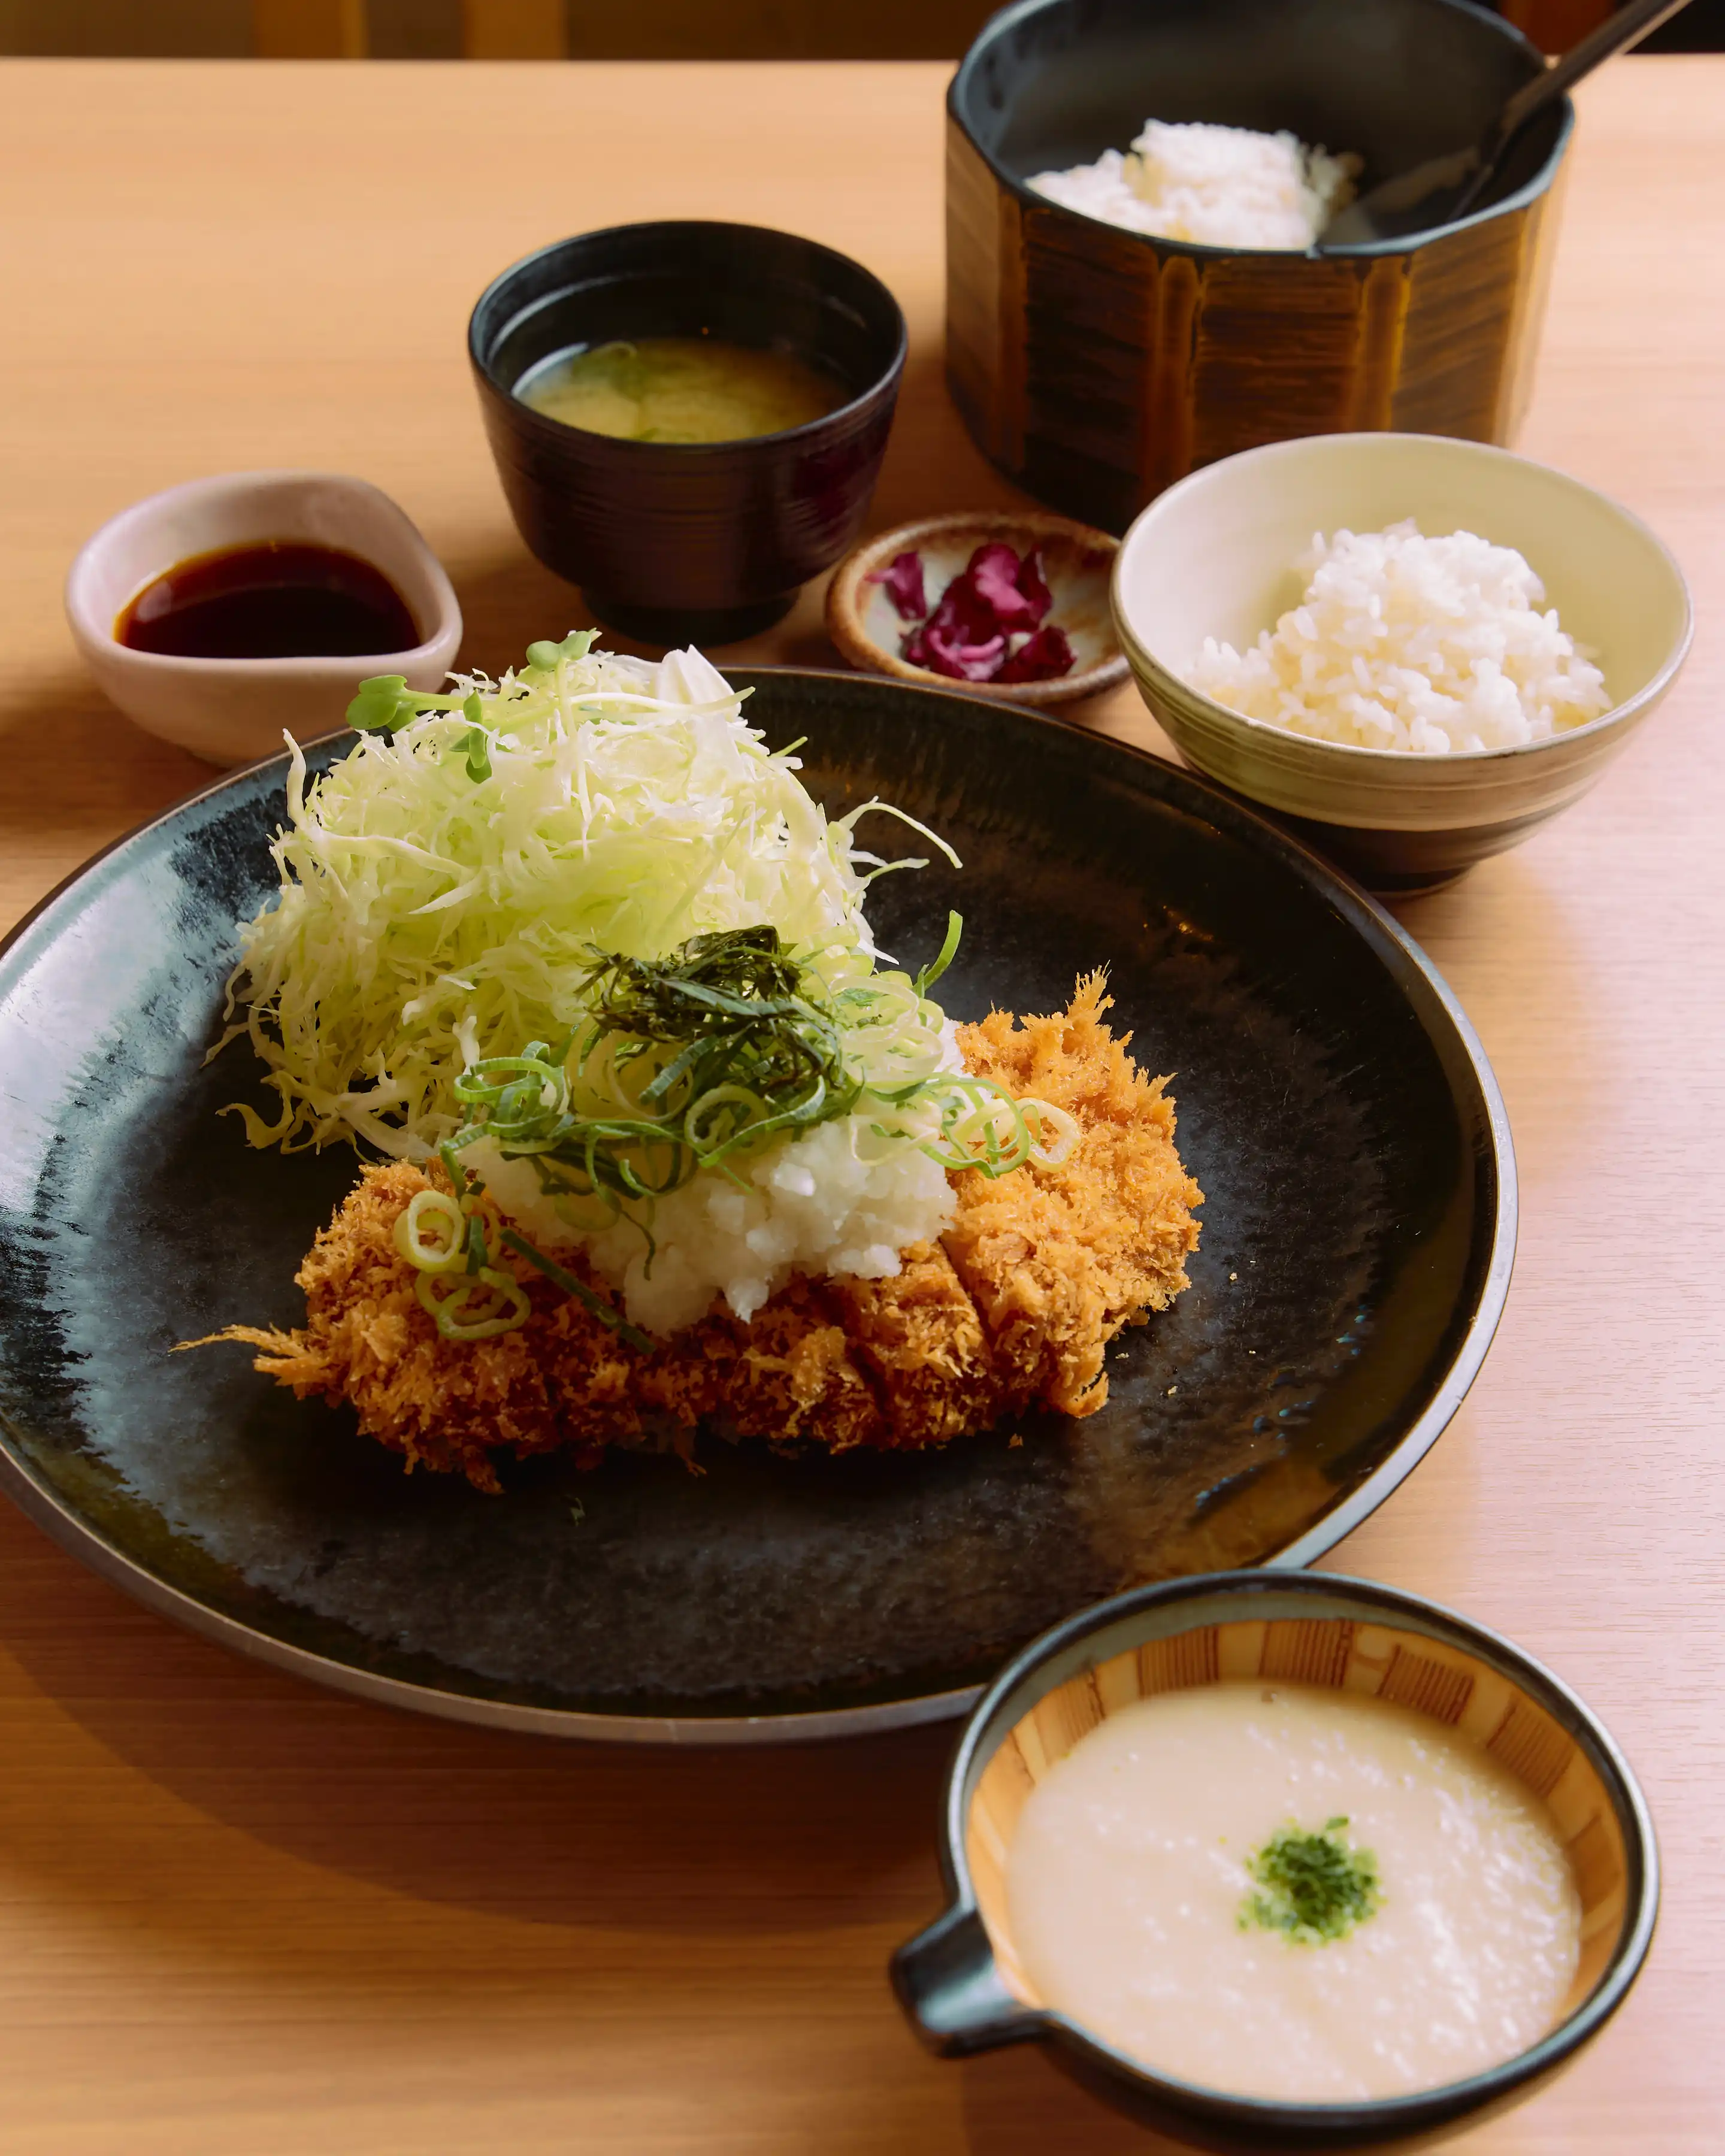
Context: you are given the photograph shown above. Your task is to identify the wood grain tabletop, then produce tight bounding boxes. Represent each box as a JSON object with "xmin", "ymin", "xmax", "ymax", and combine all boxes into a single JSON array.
[{"xmin": 0, "ymin": 55, "xmax": 1719, "ymax": 2156}]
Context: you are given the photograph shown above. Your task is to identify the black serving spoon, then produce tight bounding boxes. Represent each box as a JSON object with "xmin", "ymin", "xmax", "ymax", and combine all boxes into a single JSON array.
[{"xmin": 1319, "ymin": 0, "xmax": 1697, "ymax": 249}]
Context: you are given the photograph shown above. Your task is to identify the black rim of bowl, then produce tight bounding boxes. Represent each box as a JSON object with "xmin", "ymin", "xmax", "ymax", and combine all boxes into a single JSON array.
[
  {"xmin": 950, "ymin": 0, "xmax": 1574, "ymax": 261},
  {"xmin": 0, "ymin": 669, "xmax": 1517, "ymax": 1746},
  {"xmin": 931, "ymin": 1566, "xmax": 1660, "ymax": 2134},
  {"xmin": 467, "ymin": 219, "xmax": 909, "ymax": 454}
]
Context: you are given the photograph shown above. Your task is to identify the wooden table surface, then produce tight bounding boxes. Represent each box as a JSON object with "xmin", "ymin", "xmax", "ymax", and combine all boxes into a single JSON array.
[{"xmin": 1, "ymin": 55, "xmax": 1720, "ymax": 2156}]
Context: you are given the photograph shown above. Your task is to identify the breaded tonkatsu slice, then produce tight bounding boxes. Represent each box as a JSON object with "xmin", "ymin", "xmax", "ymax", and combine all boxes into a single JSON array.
[
  {"xmin": 220, "ymin": 977, "xmax": 1201, "ymax": 1490},
  {"xmin": 952, "ymin": 973, "xmax": 1204, "ymax": 1413}
]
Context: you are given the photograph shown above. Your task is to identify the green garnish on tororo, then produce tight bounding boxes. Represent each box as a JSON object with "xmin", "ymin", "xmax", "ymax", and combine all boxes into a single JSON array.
[{"xmin": 1240, "ymin": 1817, "xmax": 1381, "ymax": 1945}]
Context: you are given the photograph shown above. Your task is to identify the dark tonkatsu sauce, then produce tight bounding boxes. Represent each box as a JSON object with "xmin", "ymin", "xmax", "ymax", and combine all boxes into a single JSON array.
[{"xmin": 116, "ymin": 541, "xmax": 419, "ymax": 660}]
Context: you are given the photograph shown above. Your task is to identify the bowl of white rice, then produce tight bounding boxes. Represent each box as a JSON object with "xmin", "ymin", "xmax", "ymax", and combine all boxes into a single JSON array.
[
  {"xmin": 1111, "ymin": 432, "xmax": 1691, "ymax": 891},
  {"xmin": 948, "ymin": 0, "xmax": 1573, "ymax": 535}
]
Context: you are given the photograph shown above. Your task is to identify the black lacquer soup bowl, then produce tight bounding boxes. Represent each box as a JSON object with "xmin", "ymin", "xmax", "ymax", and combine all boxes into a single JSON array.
[{"xmin": 470, "ymin": 221, "xmax": 906, "ymax": 647}]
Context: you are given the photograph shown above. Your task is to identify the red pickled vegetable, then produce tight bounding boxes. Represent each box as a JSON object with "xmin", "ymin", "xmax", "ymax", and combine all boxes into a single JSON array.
[
  {"xmin": 891, "ymin": 541, "xmax": 1074, "ymax": 686},
  {"xmin": 1015, "ymin": 549, "xmax": 1054, "ymax": 625},
  {"xmin": 994, "ymin": 622, "xmax": 1075, "ymax": 684},
  {"xmin": 969, "ymin": 543, "xmax": 1052, "ymax": 632},
  {"xmin": 903, "ymin": 614, "xmax": 1009, "ymax": 680},
  {"xmin": 903, "ymin": 567, "xmax": 997, "ymax": 679},
  {"xmin": 871, "ymin": 549, "xmax": 928, "ymax": 620}
]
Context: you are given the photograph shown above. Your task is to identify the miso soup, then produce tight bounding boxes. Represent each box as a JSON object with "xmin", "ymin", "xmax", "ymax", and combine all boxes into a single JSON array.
[{"xmin": 516, "ymin": 337, "xmax": 845, "ymax": 444}]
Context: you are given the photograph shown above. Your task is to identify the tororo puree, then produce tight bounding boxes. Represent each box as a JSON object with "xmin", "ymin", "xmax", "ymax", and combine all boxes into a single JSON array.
[{"xmin": 1004, "ymin": 1680, "xmax": 1581, "ymax": 2102}]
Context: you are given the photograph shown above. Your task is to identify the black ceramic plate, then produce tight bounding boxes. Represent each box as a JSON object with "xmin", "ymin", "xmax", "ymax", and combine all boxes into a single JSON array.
[{"xmin": 0, "ymin": 670, "xmax": 1513, "ymax": 1742}]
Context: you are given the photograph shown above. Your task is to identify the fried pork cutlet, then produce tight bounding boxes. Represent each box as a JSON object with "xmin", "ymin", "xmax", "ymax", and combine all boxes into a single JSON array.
[{"xmin": 216, "ymin": 977, "xmax": 1202, "ymax": 1491}]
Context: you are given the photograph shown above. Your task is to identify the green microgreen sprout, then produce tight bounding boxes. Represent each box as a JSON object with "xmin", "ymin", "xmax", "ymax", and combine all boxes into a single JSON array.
[
  {"xmin": 346, "ymin": 673, "xmax": 416, "ymax": 733},
  {"xmin": 1240, "ymin": 1817, "xmax": 1381, "ymax": 1945},
  {"xmin": 347, "ymin": 676, "xmax": 510, "ymax": 782},
  {"xmin": 352, "ymin": 637, "xmax": 599, "ymax": 768},
  {"xmin": 346, "ymin": 673, "xmax": 469, "ymax": 737},
  {"xmin": 524, "ymin": 629, "xmax": 598, "ymax": 672},
  {"xmin": 461, "ymin": 691, "xmax": 492, "ymax": 783}
]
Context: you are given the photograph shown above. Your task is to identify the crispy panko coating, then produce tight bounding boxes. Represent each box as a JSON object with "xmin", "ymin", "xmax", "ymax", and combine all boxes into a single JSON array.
[
  {"xmin": 214, "ymin": 977, "xmax": 1201, "ymax": 1489},
  {"xmin": 951, "ymin": 971, "xmax": 1202, "ymax": 1414}
]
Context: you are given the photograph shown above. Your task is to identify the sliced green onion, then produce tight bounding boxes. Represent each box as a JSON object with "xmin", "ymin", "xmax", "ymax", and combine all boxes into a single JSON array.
[
  {"xmin": 416, "ymin": 1265, "xmax": 531, "ymax": 1341},
  {"xmin": 438, "ymin": 1134, "xmax": 484, "ymax": 1198},
  {"xmin": 498, "ymin": 1227, "xmax": 654, "ymax": 1352},
  {"xmin": 553, "ymin": 1188, "xmax": 625, "ymax": 1235},
  {"xmin": 394, "ymin": 1188, "xmax": 466, "ymax": 1272},
  {"xmin": 683, "ymin": 1082, "xmax": 766, "ymax": 1151},
  {"xmin": 914, "ymin": 910, "xmax": 963, "ymax": 998},
  {"xmin": 1024, "ymin": 1098, "xmax": 1080, "ymax": 1168}
]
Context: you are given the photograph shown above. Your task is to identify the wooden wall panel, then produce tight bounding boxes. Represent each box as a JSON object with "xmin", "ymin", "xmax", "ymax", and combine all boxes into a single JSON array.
[
  {"xmin": 0, "ymin": 0, "xmax": 249, "ymax": 53},
  {"xmin": 1505, "ymin": 0, "xmax": 1620, "ymax": 49},
  {"xmin": 0, "ymin": 0, "xmax": 1647, "ymax": 59},
  {"xmin": 367, "ymin": 0, "xmax": 462, "ymax": 57},
  {"xmin": 2, "ymin": 0, "xmax": 1002, "ymax": 57},
  {"xmin": 252, "ymin": 0, "xmax": 365, "ymax": 57},
  {"xmin": 466, "ymin": 0, "xmax": 564, "ymax": 57}
]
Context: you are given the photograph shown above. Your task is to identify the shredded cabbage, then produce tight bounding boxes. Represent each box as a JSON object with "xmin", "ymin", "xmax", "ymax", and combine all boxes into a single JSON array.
[{"xmin": 216, "ymin": 637, "xmax": 953, "ymax": 1158}]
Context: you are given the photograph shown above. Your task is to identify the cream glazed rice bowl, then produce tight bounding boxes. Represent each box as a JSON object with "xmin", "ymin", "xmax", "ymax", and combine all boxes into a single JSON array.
[{"xmin": 1112, "ymin": 432, "xmax": 1692, "ymax": 892}]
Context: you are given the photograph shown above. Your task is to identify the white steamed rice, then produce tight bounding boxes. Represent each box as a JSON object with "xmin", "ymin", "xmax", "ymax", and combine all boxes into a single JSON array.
[
  {"xmin": 1188, "ymin": 521, "xmax": 1613, "ymax": 755},
  {"xmin": 1029, "ymin": 119, "xmax": 1359, "ymax": 251}
]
